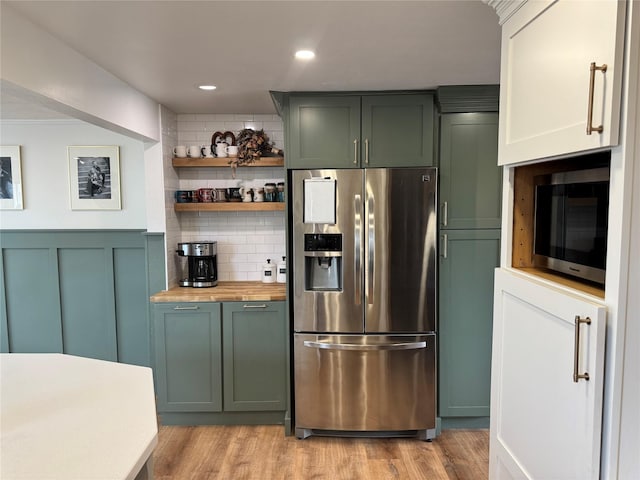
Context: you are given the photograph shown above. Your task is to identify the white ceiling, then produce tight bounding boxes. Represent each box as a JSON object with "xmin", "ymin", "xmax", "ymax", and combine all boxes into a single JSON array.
[{"xmin": 2, "ymin": 0, "xmax": 501, "ymax": 118}]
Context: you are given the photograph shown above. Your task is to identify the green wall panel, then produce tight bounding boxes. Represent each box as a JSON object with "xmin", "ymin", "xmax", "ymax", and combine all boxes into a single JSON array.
[
  {"xmin": 114, "ymin": 247, "xmax": 149, "ymax": 366},
  {"xmin": 0, "ymin": 230, "xmax": 163, "ymax": 366},
  {"xmin": 3, "ymin": 248, "xmax": 62, "ymax": 353},
  {"xmin": 58, "ymin": 248, "xmax": 117, "ymax": 361}
]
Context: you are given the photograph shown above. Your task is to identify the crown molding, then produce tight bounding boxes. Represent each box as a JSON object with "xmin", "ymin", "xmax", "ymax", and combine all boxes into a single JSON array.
[{"xmin": 483, "ymin": 0, "xmax": 527, "ymax": 25}]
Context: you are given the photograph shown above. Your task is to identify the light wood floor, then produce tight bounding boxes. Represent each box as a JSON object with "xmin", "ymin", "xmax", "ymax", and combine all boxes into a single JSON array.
[{"xmin": 153, "ymin": 425, "xmax": 489, "ymax": 480}]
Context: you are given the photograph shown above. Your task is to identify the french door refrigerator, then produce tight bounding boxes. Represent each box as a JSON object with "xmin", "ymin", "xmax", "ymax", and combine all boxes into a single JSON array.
[{"xmin": 291, "ymin": 168, "xmax": 437, "ymax": 440}]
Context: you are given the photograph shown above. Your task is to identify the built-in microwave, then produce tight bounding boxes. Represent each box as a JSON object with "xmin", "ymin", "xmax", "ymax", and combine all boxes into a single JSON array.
[{"xmin": 533, "ymin": 166, "xmax": 610, "ymax": 285}]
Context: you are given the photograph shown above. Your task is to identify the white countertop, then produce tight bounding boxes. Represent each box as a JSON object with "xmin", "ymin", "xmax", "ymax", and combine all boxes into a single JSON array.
[{"xmin": 1, "ymin": 353, "xmax": 158, "ymax": 480}]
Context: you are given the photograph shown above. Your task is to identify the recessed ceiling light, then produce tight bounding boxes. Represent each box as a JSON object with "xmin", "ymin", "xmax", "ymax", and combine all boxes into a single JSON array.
[
  {"xmin": 198, "ymin": 85, "xmax": 217, "ymax": 91},
  {"xmin": 295, "ymin": 50, "xmax": 315, "ymax": 60}
]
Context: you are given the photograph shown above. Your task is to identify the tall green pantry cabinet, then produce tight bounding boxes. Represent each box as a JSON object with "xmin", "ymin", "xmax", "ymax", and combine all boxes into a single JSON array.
[{"xmin": 436, "ymin": 86, "xmax": 501, "ymax": 428}]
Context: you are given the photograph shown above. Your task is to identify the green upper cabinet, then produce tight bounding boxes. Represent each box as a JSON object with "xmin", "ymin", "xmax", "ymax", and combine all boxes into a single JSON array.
[
  {"xmin": 289, "ymin": 95, "xmax": 361, "ymax": 168},
  {"xmin": 439, "ymin": 112, "xmax": 501, "ymax": 229},
  {"xmin": 361, "ymin": 94, "xmax": 434, "ymax": 167},
  {"xmin": 286, "ymin": 93, "xmax": 435, "ymax": 169}
]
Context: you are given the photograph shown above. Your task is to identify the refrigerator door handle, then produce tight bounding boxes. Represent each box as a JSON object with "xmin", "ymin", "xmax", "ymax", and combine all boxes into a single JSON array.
[
  {"xmin": 367, "ymin": 194, "xmax": 375, "ymax": 304},
  {"xmin": 354, "ymin": 194, "xmax": 362, "ymax": 305},
  {"xmin": 303, "ymin": 340, "xmax": 427, "ymax": 351}
]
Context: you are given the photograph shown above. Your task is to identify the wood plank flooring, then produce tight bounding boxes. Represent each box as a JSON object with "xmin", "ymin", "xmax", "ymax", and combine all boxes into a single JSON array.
[{"xmin": 153, "ymin": 425, "xmax": 488, "ymax": 480}]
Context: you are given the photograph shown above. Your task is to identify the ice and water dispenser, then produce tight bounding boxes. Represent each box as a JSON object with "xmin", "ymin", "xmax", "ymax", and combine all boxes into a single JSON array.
[{"xmin": 304, "ymin": 233, "xmax": 343, "ymax": 291}]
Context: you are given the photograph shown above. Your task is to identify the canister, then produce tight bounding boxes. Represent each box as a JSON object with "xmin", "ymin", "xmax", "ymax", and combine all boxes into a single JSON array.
[
  {"xmin": 276, "ymin": 256, "xmax": 286, "ymax": 283},
  {"xmin": 262, "ymin": 259, "xmax": 276, "ymax": 283}
]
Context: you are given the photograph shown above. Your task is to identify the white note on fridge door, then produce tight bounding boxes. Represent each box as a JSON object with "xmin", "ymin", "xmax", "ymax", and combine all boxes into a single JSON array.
[{"xmin": 303, "ymin": 178, "xmax": 336, "ymax": 224}]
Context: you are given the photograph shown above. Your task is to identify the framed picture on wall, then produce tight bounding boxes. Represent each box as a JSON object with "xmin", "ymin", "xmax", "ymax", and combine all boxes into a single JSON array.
[
  {"xmin": 0, "ymin": 145, "xmax": 24, "ymax": 210},
  {"xmin": 68, "ymin": 145, "xmax": 121, "ymax": 210}
]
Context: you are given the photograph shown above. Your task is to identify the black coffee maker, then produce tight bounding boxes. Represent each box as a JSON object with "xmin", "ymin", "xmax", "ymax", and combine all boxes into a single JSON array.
[{"xmin": 176, "ymin": 241, "xmax": 218, "ymax": 288}]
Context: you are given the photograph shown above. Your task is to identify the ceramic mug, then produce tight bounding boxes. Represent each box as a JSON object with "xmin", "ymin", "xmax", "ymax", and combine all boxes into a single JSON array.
[
  {"xmin": 175, "ymin": 190, "xmax": 193, "ymax": 203},
  {"xmin": 201, "ymin": 145, "xmax": 213, "ymax": 158},
  {"xmin": 253, "ymin": 188, "xmax": 264, "ymax": 202},
  {"xmin": 227, "ymin": 187, "xmax": 242, "ymax": 202},
  {"xmin": 188, "ymin": 145, "xmax": 201, "ymax": 158},
  {"xmin": 215, "ymin": 188, "xmax": 227, "ymax": 202},
  {"xmin": 227, "ymin": 145, "xmax": 239, "ymax": 157},
  {"xmin": 198, "ymin": 188, "xmax": 213, "ymax": 202},
  {"xmin": 216, "ymin": 143, "xmax": 228, "ymax": 158},
  {"xmin": 240, "ymin": 187, "xmax": 253, "ymax": 203},
  {"xmin": 173, "ymin": 145, "xmax": 187, "ymax": 157}
]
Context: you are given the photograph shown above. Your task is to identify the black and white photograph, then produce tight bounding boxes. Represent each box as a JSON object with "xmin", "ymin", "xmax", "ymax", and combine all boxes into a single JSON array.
[
  {"xmin": 0, "ymin": 146, "xmax": 23, "ymax": 210},
  {"xmin": 68, "ymin": 145, "xmax": 121, "ymax": 210},
  {"xmin": 77, "ymin": 157, "xmax": 111, "ymax": 199},
  {"xmin": 0, "ymin": 156, "xmax": 13, "ymax": 199}
]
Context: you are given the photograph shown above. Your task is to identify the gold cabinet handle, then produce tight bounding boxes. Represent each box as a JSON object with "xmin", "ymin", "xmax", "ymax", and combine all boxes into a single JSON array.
[
  {"xmin": 573, "ymin": 315, "xmax": 591, "ymax": 382},
  {"xmin": 586, "ymin": 62, "xmax": 607, "ymax": 135}
]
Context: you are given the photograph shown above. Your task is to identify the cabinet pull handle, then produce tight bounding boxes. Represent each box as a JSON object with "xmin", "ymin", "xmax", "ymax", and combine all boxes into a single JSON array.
[
  {"xmin": 441, "ymin": 234, "xmax": 448, "ymax": 259},
  {"xmin": 442, "ymin": 201, "xmax": 448, "ymax": 227},
  {"xmin": 243, "ymin": 304, "xmax": 267, "ymax": 309},
  {"xmin": 573, "ymin": 315, "xmax": 591, "ymax": 382},
  {"xmin": 173, "ymin": 305, "xmax": 199, "ymax": 310},
  {"xmin": 353, "ymin": 139, "xmax": 359, "ymax": 164},
  {"xmin": 586, "ymin": 62, "xmax": 607, "ymax": 135},
  {"xmin": 364, "ymin": 138, "xmax": 370, "ymax": 164}
]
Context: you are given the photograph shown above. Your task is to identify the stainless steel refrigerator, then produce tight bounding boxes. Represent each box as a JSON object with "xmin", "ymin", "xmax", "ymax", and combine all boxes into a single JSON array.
[{"xmin": 291, "ymin": 168, "xmax": 437, "ymax": 440}]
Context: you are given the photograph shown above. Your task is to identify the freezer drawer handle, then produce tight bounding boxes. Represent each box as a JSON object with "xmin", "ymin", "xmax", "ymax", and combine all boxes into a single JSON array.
[
  {"xmin": 573, "ymin": 315, "xmax": 591, "ymax": 382},
  {"xmin": 303, "ymin": 340, "xmax": 427, "ymax": 351}
]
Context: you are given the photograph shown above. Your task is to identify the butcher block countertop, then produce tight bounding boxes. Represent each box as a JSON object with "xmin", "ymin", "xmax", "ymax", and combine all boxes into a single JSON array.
[{"xmin": 150, "ymin": 281, "xmax": 286, "ymax": 303}]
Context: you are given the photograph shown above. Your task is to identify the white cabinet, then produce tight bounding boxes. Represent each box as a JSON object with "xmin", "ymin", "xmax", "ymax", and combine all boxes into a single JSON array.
[
  {"xmin": 490, "ymin": 269, "xmax": 606, "ymax": 480},
  {"xmin": 498, "ymin": 0, "xmax": 626, "ymax": 165}
]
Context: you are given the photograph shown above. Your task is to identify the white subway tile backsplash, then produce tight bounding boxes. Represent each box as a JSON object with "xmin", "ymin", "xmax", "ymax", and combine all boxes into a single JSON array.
[{"xmin": 169, "ymin": 113, "xmax": 286, "ymax": 280}]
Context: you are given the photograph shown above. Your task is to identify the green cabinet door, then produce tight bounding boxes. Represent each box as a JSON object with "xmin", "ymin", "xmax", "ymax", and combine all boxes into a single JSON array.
[
  {"xmin": 362, "ymin": 94, "xmax": 434, "ymax": 167},
  {"xmin": 438, "ymin": 229, "xmax": 500, "ymax": 418},
  {"xmin": 222, "ymin": 302, "xmax": 287, "ymax": 412},
  {"xmin": 439, "ymin": 113, "xmax": 501, "ymax": 229},
  {"xmin": 288, "ymin": 95, "xmax": 361, "ymax": 169},
  {"xmin": 153, "ymin": 303, "xmax": 222, "ymax": 412}
]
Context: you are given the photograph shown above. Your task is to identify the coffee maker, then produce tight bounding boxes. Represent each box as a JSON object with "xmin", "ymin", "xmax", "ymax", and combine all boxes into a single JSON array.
[{"xmin": 176, "ymin": 241, "xmax": 218, "ymax": 288}]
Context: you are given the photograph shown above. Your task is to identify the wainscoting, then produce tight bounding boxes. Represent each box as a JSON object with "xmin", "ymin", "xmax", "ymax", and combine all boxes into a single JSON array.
[{"xmin": 0, "ymin": 230, "xmax": 165, "ymax": 367}]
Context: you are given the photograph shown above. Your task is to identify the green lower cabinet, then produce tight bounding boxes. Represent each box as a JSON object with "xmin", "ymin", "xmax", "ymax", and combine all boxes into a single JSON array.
[
  {"xmin": 438, "ymin": 229, "xmax": 500, "ymax": 420},
  {"xmin": 153, "ymin": 303, "xmax": 223, "ymax": 412},
  {"xmin": 222, "ymin": 302, "xmax": 287, "ymax": 411},
  {"xmin": 152, "ymin": 300, "xmax": 287, "ymax": 425}
]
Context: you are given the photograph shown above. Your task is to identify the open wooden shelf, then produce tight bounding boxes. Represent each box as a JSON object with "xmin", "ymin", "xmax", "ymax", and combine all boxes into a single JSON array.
[
  {"xmin": 174, "ymin": 202, "xmax": 285, "ymax": 212},
  {"xmin": 172, "ymin": 156, "xmax": 284, "ymax": 168}
]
